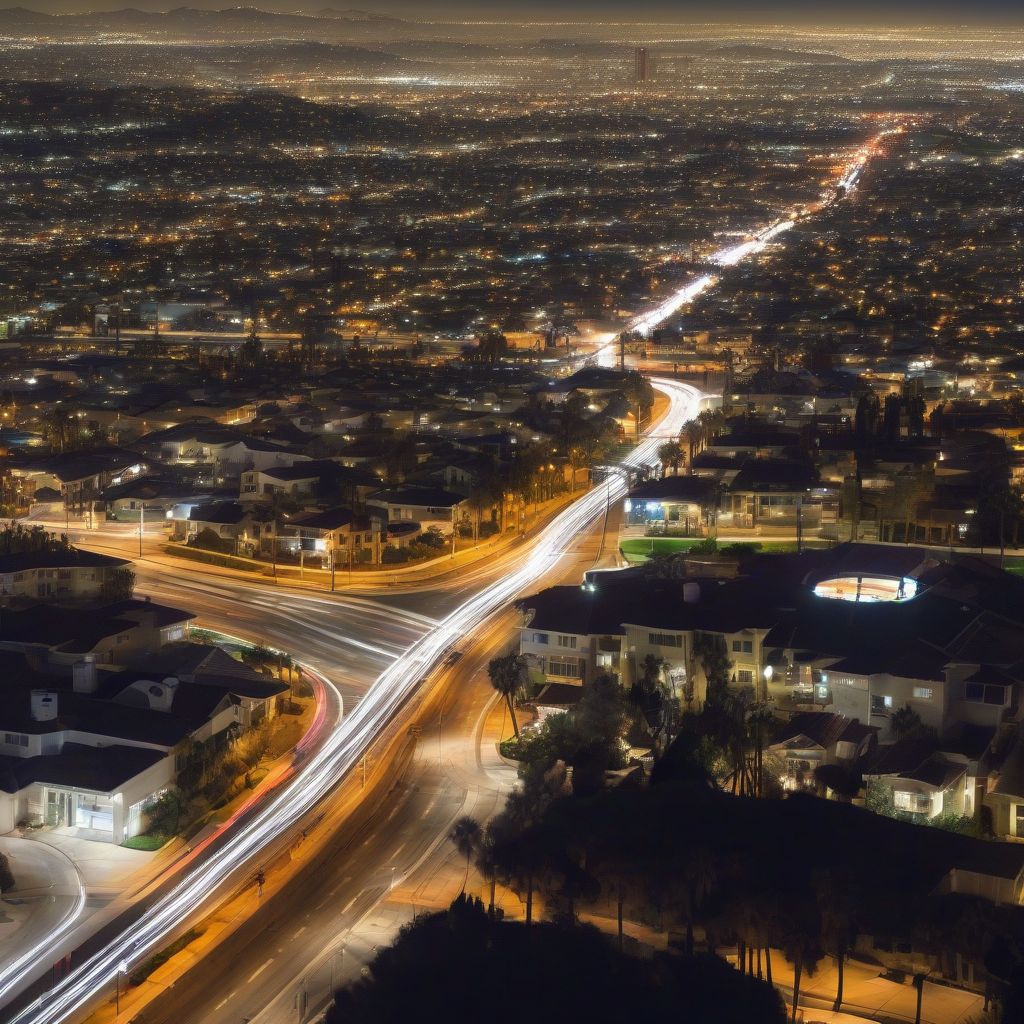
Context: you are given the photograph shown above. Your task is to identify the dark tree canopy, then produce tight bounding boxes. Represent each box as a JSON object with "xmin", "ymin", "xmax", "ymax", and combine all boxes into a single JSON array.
[{"xmin": 326, "ymin": 895, "xmax": 785, "ymax": 1024}]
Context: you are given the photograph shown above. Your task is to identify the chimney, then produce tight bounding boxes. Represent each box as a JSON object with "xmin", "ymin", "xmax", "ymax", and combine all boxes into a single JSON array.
[
  {"xmin": 145, "ymin": 676, "xmax": 179, "ymax": 712},
  {"xmin": 73, "ymin": 654, "xmax": 98, "ymax": 693},
  {"xmin": 30, "ymin": 689, "xmax": 58, "ymax": 722}
]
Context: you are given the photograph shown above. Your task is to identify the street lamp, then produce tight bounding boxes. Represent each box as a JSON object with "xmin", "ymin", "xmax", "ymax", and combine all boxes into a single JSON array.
[{"xmin": 329, "ymin": 946, "xmax": 345, "ymax": 992}]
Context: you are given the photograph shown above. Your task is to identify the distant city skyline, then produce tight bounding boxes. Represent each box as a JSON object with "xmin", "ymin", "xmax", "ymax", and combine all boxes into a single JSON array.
[{"xmin": 10, "ymin": 0, "xmax": 1024, "ymax": 24}]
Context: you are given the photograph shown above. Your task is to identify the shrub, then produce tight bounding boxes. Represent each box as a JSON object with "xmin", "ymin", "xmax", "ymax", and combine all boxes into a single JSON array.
[
  {"xmin": 381, "ymin": 545, "xmax": 411, "ymax": 564},
  {"xmin": 144, "ymin": 789, "xmax": 186, "ymax": 836},
  {"xmin": 688, "ymin": 537, "xmax": 719, "ymax": 554},
  {"xmin": 0, "ymin": 852, "xmax": 15, "ymax": 892},
  {"xmin": 720, "ymin": 541, "xmax": 762, "ymax": 556},
  {"xmin": 419, "ymin": 526, "xmax": 447, "ymax": 549},
  {"xmin": 129, "ymin": 928, "xmax": 204, "ymax": 986},
  {"xmin": 122, "ymin": 834, "xmax": 169, "ymax": 852},
  {"xmin": 499, "ymin": 737, "xmax": 526, "ymax": 760},
  {"xmin": 191, "ymin": 528, "xmax": 233, "ymax": 554}
]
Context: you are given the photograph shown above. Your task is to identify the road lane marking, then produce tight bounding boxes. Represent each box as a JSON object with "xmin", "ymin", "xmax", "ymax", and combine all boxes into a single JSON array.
[{"xmin": 248, "ymin": 958, "xmax": 273, "ymax": 982}]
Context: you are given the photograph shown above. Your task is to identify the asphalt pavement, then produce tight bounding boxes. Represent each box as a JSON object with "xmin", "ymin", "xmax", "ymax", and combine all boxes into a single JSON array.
[{"xmin": 118, "ymin": 496, "xmax": 624, "ymax": 1024}]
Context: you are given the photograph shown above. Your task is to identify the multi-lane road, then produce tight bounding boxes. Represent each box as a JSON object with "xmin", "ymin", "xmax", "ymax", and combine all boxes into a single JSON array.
[
  {"xmin": 1, "ymin": 126, "xmax": 900, "ymax": 1024},
  {"xmin": 128, "ymin": 449, "xmax": 636, "ymax": 1024},
  {"xmin": 2, "ymin": 377, "xmax": 700, "ymax": 1024}
]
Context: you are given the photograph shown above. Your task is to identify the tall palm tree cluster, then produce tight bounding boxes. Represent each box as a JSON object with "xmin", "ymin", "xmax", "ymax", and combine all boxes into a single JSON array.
[
  {"xmin": 657, "ymin": 407, "xmax": 727, "ymax": 477},
  {"xmin": 452, "ymin": 780, "xmax": 1024, "ymax": 1024},
  {"xmin": 465, "ymin": 632, "xmax": 1024, "ymax": 1023},
  {"xmin": 326, "ymin": 890, "xmax": 786, "ymax": 1024},
  {"xmin": 39, "ymin": 405, "xmax": 94, "ymax": 453}
]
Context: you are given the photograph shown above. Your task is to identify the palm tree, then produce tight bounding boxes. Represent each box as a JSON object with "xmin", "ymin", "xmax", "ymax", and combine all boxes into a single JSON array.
[
  {"xmin": 780, "ymin": 897, "xmax": 824, "ymax": 1024},
  {"xmin": 814, "ymin": 865, "xmax": 859, "ymax": 1011},
  {"xmin": 657, "ymin": 440, "xmax": 682, "ymax": 477},
  {"xmin": 448, "ymin": 816, "xmax": 482, "ymax": 892},
  {"xmin": 488, "ymin": 652, "xmax": 528, "ymax": 738},
  {"xmin": 680, "ymin": 421, "xmax": 700, "ymax": 465},
  {"xmin": 476, "ymin": 825, "xmax": 499, "ymax": 916}
]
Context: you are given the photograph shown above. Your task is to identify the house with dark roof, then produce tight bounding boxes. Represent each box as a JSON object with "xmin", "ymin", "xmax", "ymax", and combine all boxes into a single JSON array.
[
  {"xmin": 100, "ymin": 476, "xmax": 198, "ymax": 522},
  {"xmin": 622, "ymin": 475, "xmax": 721, "ymax": 538},
  {"xmin": 0, "ymin": 641, "xmax": 287, "ymax": 842},
  {"xmin": 367, "ymin": 486, "xmax": 470, "ymax": 536},
  {"xmin": 767, "ymin": 711, "xmax": 876, "ymax": 790},
  {"xmin": 0, "ymin": 547, "xmax": 130, "ymax": 605},
  {"xmin": 183, "ymin": 500, "xmax": 259, "ymax": 550},
  {"xmin": 519, "ymin": 547, "xmax": 1024, "ymax": 751},
  {"xmin": 134, "ymin": 421, "xmax": 308, "ymax": 482},
  {"xmin": 720, "ymin": 457, "xmax": 832, "ymax": 533},
  {"xmin": 0, "ymin": 598, "xmax": 195, "ymax": 667},
  {"xmin": 238, "ymin": 459, "xmax": 373, "ymax": 507},
  {"xmin": 9, "ymin": 448, "xmax": 150, "ymax": 512},
  {"xmin": 862, "ymin": 735, "xmax": 972, "ymax": 820},
  {"xmin": 276, "ymin": 507, "xmax": 379, "ymax": 564},
  {"xmin": 986, "ymin": 732, "xmax": 1024, "ymax": 840}
]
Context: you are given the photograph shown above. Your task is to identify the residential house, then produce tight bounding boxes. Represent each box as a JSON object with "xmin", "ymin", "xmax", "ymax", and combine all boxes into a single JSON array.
[
  {"xmin": 367, "ymin": 486, "xmax": 470, "ymax": 537},
  {"xmin": 767, "ymin": 711, "xmax": 876, "ymax": 790},
  {"xmin": 0, "ymin": 548, "xmax": 131, "ymax": 605},
  {"xmin": 622, "ymin": 476, "xmax": 721, "ymax": 538},
  {"xmin": 275, "ymin": 507, "xmax": 379, "ymax": 565},
  {"xmin": 183, "ymin": 501, "xmax": 259, "ymax": 551},
  {"xmin": 0, "ymin": 642, "xmax": 286, "ymax": 842}
]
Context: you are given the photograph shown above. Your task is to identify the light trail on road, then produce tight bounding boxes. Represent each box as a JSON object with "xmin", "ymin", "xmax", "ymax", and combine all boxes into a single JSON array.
[
  {"xmin": 627, "ymin": 126, "xmax": 898, "ymax": 336},
  {"xmin": 4, "ymin": 125, "xmax": 901, "ymax": 1024},
  {"xmin": 4, "ymin": 377, "xmax": 700, "ymax": 1024}
]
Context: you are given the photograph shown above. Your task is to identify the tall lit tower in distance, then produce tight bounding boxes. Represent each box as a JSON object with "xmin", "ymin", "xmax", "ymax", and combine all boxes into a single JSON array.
[{"xmin": 634, "ymin": 46, "xmax": 649, "ymax": 85}]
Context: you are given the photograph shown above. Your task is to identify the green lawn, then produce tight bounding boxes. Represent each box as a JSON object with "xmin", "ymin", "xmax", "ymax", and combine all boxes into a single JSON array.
[
  {"xmin": 122, "ymin": 834, "xmax": 169, "ymax": 851},
  {"xmin": 619, "ymin": 537, "xmax": 706, "ymax": 558},
  {"xmin": 618, "ymin": 537, "xmax": 828, "ymax": 562}
]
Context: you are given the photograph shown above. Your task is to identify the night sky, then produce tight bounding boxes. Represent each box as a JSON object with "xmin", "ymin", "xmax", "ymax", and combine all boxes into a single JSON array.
[{"xmin": 13, "ymin": 0, "xmax": 1024, "ymax": 23}]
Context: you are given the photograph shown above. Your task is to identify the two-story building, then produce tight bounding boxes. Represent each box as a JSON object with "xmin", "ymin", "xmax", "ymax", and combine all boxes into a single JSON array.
[
  {"xmin": 366, "ymin": 487, "xmax": 470, "ymax": 537},
  {"xmin": 0, "ymin": 645, "xmax": 287, "ymax": 842},
  {"xmin": 0, "ymin": 549, "xmax": 131, "ymax": 606}
]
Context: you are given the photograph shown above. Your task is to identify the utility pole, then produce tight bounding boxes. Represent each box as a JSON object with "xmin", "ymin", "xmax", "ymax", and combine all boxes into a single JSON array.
[
  {"xmin": 330, "ymin": 947, "xmax": 344, "ymax": 992},
  {"xmin": 138, "ymin": 500, "xmax": 144, "ymax": 558},
  {"xmin": 438, "ymin": 692, "xmax": 445, "ymax": 769},
  {"xmin": 329, "ymin": 546, "xmax": 335, "ymax": 592}
]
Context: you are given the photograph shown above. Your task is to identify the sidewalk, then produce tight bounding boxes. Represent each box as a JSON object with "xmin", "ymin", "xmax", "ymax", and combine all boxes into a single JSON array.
[
  {"xmin": 0, "ymin": 836, "xmax": 85, "ymax": 975},
  {"xmin": 748, "ymin": 950, "xmax": 982, "ymax": 1024},
  {"xmin": 0, "ymin": 671, "xmax": 334, "ymax": 1010}
]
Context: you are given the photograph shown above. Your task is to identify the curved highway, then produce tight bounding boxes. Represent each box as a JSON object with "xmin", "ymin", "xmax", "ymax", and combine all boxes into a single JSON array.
[
  {"xmin": 2, "ymin": 127, "xmax": 899, "ymax": 1024},
  {"xmin": 3, "ymin": 378, "xmax": 698, "ymax": 1024}
]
